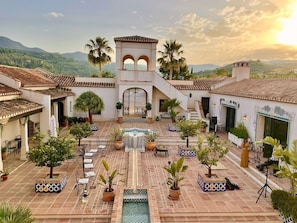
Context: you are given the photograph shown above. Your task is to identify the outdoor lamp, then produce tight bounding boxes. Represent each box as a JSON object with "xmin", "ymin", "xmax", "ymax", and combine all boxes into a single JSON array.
[{"xmin": 82, "ymin": 189, "xmax": 88, "ymax": 203}]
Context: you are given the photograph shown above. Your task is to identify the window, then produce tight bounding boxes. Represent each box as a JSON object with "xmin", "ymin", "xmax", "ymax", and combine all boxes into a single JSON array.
[{"xmin": 159, "ymin": 99, "xmax": 167, "ymax": 112}]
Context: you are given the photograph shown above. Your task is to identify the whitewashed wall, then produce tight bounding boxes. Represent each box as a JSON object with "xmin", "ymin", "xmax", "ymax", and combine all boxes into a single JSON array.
[{"xmin": 210, "ymin": 93, "xmax": 297, "ymax": 149}]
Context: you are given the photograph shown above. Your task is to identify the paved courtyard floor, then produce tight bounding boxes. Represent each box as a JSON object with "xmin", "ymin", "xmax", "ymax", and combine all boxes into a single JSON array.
[{"xmin": 1, "ymin": 119, "xmax": 288, "ymax": 222}]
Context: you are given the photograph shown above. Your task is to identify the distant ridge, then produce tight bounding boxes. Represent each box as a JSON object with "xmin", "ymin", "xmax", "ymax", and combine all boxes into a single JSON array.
[{"xmin": 0, "ymin": 36, "xmax": 45, "ymax": 53}]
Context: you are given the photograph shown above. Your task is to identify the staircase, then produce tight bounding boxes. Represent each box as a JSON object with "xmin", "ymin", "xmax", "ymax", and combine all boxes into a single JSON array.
[{"xmin": 153, "ymin": 72, "xmax": 188, "ymax": 110}]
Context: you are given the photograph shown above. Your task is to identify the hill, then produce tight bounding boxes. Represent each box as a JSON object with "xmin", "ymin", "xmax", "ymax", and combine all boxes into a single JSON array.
[
  {"xmin": 0, "ymin": 36, "xmax": 45, "ymax": 53},
  {"xmin": 1, "ymin": 36, "xmax": 297, "ymax": 77}
]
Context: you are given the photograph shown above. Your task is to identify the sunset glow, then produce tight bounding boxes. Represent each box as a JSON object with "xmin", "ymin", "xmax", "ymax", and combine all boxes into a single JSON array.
[{"xmin": 277, "ymin": 4, "xmax": 297, "ymax": 46}]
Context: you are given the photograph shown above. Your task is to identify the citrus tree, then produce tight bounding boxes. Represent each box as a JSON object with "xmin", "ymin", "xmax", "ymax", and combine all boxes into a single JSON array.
[
  {"xmin": 176, "ymin": 119, "xmax": 200, "ymax": 148},
  {"xmin": 69, "ymin": 122, "xmax": 93, "ymax": 146},
  {"xmin": 27, "ymin": 132, "xmax": 75, "ymax": 178},
  {"xmin": 195, "ymin": 135, "xmax": 229, "ymax": 178}
]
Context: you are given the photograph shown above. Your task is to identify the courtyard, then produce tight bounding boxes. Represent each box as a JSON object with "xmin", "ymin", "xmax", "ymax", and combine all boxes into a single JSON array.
[{"xmin": 0, "ymin": 119, "xmax": 287, "ymax": 223}]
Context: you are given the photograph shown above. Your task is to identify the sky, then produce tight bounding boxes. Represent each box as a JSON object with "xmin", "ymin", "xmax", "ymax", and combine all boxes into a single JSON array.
[{"xmin": 1, "ymin": 0, "xmax": 297, "ymax": 65}]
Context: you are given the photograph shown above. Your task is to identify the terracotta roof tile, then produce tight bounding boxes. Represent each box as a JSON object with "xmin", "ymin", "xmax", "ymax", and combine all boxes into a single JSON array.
[
  {"xmin": 0, "ymin": 65, "xmax": 57, "ymax": 88},
  {"xmin": 36, "ymin": 88, "xmax": 75, "ymax": 100},
  {"xmin": 211, "ymin": 78, "xmax": 297, "ymax": 104},
  {"xmin": 0, "ymin": 83, "xmax": 21, "ymax": 96},
  {"xmin": 114, "ymin": 35, "xmax": 158, "ymax": 43},
  {"xmin": 42, "ymin": 73, "xmax": 115, "ymax": 88},
  {"xmin": 0, "ymin": 99, "xmax": 44, "ymax": 120},
  {"xmin": 173, "ymin": 79, "xmax": 225, "ymax": 90}
]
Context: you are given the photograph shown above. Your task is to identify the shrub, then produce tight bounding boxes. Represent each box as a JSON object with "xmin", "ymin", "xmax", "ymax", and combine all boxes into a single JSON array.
[
  {"xmin": 271, "ymin": 190, "xmax": 297, "ymax": 221},
  {"xmin": 230, "ymin": 122, "xmax": 249, "ymax": 139}
]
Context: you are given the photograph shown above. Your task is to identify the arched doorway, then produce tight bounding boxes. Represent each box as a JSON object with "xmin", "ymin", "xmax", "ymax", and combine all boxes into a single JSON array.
[{"xmin": 123, "ymin": 88, "xmax": 147, "ymax": 118}]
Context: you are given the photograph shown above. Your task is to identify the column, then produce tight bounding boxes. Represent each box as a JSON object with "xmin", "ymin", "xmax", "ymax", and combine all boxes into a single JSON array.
[{"xmin": 20, "ymin": 117, "xmax": 29, "ymax": 161}]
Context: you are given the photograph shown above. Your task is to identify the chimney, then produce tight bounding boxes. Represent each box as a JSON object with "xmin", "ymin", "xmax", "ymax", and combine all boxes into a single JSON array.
[{"xmin": 232, "ymin": 61, "xmax": 250, "ymax": 81}]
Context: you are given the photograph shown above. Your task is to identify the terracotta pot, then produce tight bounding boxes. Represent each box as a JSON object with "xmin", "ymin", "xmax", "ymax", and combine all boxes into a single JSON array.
[
  {"xmin": 1, "ymin": 175, "xmax": 8, "ymax": 181},
  {"xmin": 1, "ymin": 152, "xmax": 7, "ymax": 160},
  {"xmin": 169, "ymin": 188, "xmax": 181, "ymax": 200},
  {"xmin": 103, "ymin": 190, "xmax": 115, "ymax": 202},
  {"xmin": 114, "ymin": 141, "xmax": 124, "ymax": 150},
  {"xmin": 117, "ymin": 117, "xmax": 123, "ymax": 124},
  {"xmin": 146, "ymin": 142, "xmax": 156, "ymax": 151},
  {"xmin": 147, "ymin": 117, "xmax": 153, "ymax": 124}
]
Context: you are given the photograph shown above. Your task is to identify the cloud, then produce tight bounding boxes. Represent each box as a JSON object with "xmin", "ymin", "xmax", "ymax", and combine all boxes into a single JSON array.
[
  {"xmin": 153, "ymin": 1, "xmax": 293, "ymax": 64},
  {"xmin": 48, "ymin": 12, "xmax": 64, "ymax": 18}
]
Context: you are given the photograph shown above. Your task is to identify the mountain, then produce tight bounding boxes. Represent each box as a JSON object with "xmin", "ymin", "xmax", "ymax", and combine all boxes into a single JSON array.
[
  {"xmin": 188, "ymin": 64, "xmax": 220, "ymax": 72},
  {"xmin": 62, "ymin": 51, "xmax": 88, "ymax": 62},
  {"xmin": 1, "ymin": 36, "xmax": 297, "ymax": 77},
  {"xmin": 0, "ymin": 36, "xmax": 45, "ymax": 53}
]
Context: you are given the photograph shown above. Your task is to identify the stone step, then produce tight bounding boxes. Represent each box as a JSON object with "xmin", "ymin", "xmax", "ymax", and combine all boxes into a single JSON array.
[
  {"xmin": 34, "ymin": 214, "xmax": 111, "ymax": 222},
  {"xmin": 160, "ymin": 211, "xmax": 281, "ymax": 222}
]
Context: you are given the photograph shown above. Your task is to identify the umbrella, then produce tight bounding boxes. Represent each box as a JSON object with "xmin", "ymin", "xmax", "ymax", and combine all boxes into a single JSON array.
[{"xmin": 50, "ymin": 115, "xmax": 57, "ymax": 137}]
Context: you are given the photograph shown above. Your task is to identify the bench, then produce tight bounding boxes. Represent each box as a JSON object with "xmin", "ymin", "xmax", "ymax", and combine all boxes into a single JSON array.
[{"xmin": 154, "ymin": 147, "xmax": 169, "ymax": 157}]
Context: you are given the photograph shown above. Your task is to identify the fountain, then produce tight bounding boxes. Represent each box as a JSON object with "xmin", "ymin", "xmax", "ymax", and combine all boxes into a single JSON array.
[{"xmin": 123, "ymin": 128, "xmax": 151, "ymax": 152}]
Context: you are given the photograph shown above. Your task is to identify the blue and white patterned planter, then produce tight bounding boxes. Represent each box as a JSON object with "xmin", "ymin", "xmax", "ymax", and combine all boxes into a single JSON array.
[
  {"xmin": 197, "ymin": 173, "xmax": 226, "ymax": 192},
  {"xmin": 35, "ymin": 172, "xmax": 67, "ymax": 193},
  {"xmin": 178, "ymin": 147, "xmax": 196, "ymax": 157}
]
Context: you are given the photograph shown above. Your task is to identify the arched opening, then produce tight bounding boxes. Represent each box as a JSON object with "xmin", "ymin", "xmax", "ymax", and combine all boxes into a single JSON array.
[
  {"xmin": 123, "ymin": 88, "xmax": 147, "ymax": 117},
  {"xmin": 137, "ymin": 56, "xmax": 149, "ymax": 71},
  {"xmin": 123, "ymin": 55, "xmax": 135, "ymax": 70}
]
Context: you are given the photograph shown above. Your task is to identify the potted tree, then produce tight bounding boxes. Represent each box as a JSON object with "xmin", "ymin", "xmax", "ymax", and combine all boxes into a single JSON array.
[
  {"xmin": 98, "ymin": 159, "xmax": 122, "ymax": 202},
  {"xmin": 163, "ymin": 157, "xmax": 188, "ymax": 200},
  {"xmin": 0, "ymin": 169, "xmax": 9, "ymax": 181},
  {"xmin": 1, "ymin": 146, "xmax": 7, "ymax": 160},
  {"xmin": 74, "ymin": 91, "xmax": 105, "ymax": 124},
  {"xmin": 116, "ymin": 102, "xmax": 123, "ymax": 124},
  {"xmin": 27, "ymin": 132, "xmax": 76, "ymax": 193},
  {"xmin": 146, "ymin": 103, "xmax": 153, "ymax": 124},
  {"xmin": 108, "ymin": 127, "xmax": 125, "ymax": 150},
  {"xmin": 199, "ymin": 120, "xmax": 208, "ymax": 133},
  {"xmin": 176, "ymin": 119, "xmax": 200, "ymax": 148},
  {"xmin": 69, "ymin": 122, "xmax": 93, "ymax": 146},
  {"xmin": 194, "ymin": 134, "xmax": 229, "ymax": 192},
  {"xmin": 144, "ymin": 131, "xmax": 158, "ymax": 151}
]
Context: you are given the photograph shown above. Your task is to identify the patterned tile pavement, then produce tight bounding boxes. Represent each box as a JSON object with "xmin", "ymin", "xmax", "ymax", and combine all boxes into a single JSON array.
[{"xmin": 1, "ymin": 119, "xmax": 287, "ymax": 222}]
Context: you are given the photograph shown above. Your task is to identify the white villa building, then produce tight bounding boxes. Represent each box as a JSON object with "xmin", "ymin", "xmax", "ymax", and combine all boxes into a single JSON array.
[{"xmin": 1, "ymin": 35, "xmax": 297, "ymax": 171}]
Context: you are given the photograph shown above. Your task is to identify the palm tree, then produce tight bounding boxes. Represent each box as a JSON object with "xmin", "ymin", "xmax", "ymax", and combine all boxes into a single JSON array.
[
  {"xmin": 85, "ymin": 37, "xmax": 113, "ymax": 78},
  {"xmin": 74, "ymin": 91, "xmax": 105, "ymax": 124},
  {"xmin": 161, "ymin": 98, "xmax": 181, "ymax": 123},
  {"xmin": 157, "ymin": 40, "xmax": 186, "ymax": 80},
  {"xmin": 0, "ymin": 203, "xmax": 35, "ymax": 223}
]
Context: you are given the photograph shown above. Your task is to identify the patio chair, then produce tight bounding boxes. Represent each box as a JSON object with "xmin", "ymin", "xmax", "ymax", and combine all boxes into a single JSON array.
[
  {"xmin": 4, "ymin": 140, "xmax": 17, "ymax": 155},
  {"xmin": 74, "ymin": 171, "xmax": 89, "ymax": 195},
  {"xmin": 84, "ymin": 170, "xmax": 96, "ymax": 189}
]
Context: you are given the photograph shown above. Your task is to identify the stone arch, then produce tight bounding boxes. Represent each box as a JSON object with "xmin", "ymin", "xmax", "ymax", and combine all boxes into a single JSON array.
[
  {"xmin": 137, "ymin": 55, "xmax": 149, "ymax": 71},
  {"xmin": 122, "ymin": 55, "xmax": 135, "ymax": 70},
  {"xmin": 122, "ymin": 87, "xmax": 148, "ymax": 117}
]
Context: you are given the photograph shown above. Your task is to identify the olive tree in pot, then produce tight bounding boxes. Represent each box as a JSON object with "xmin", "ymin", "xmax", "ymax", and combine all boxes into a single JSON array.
[
  {"xmin": 144, "ymin": 131, "xmax": 158, "ymax": 151},
  {"xmin": 108, "ymin": 127, "xmax": 125, "ymax": 150},
  {"xmin": 163, "ymin": 157, "xmax": 188, "ymax": 200}
]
